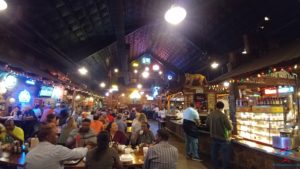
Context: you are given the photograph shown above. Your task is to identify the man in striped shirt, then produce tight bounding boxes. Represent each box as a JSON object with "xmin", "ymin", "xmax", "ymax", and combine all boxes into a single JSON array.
[{"xmin": 143, "ymin": 129, "xmax": 178, "ymax": 169}]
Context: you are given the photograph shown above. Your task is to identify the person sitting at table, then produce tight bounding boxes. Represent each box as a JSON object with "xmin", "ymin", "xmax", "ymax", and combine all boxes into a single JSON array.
[
  {"xmin": 10, "ymin": 106, "xmax": 22, "ymax": 117},
  {"xmin": 58, "ymin": 116, "xmax": 77, "ymax": 145},
  {"xmin": 143, "ymin": 129, "xmax": 178, "ymax": 169},
  {"xmin": 106, "ymin": 122, "xmax": 127, "ymax": 145},
  {"xmin": 135, "ymin": 122, "xmax": 155, "ymax": 146},
  {"xmin": 115, "ymin": 113, "xmax": 127, "ymax": 133},
  {"xmin": 2, "ymin": 119, "xmax": 24, "ymax": 144},
  {"xmin": 26, "ymin": 123, "xmax": 88, "ymax": 169},
  {"xmin": 131, "ymin": 113, "xmax": 147, "ymax": 144},
  {"xmin": 90, "ymin": 114, "xmax": 104, "ymax": 134},
  {"xmin": 66, "ymin": 118, "xmax": 97, "ymax": 148},
  {"xmin": 86, "ymin": 131, "xmax": 122, "ymax": 169}
]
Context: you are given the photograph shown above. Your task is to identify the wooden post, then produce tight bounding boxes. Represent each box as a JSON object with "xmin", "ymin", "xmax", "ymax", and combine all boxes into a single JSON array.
[{"xmin": 229, "ymin": 82, "xmax": 239, "ymax": 135}]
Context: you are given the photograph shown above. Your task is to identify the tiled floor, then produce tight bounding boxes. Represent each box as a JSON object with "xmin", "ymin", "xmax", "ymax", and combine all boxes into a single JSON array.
[{"xmin": 149, "ymin": 120, "xmax": 211, "ymax": 169}]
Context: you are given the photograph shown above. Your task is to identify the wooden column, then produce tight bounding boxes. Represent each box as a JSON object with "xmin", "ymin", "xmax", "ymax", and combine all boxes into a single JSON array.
[{"xmin": 229, "ymin": 82, "xmax": 239, "ymax": 135}]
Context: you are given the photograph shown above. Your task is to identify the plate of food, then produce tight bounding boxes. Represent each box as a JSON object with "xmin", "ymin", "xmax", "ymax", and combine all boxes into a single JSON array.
[{"xmin": 120, "ymin": 154, "xmax": 133, "ymax": 162}]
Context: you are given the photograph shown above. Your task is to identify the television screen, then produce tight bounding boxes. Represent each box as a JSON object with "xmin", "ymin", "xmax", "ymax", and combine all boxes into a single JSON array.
[{"xmin": 39, "ymin": 86, "xmax": 54, "ymax": 97}]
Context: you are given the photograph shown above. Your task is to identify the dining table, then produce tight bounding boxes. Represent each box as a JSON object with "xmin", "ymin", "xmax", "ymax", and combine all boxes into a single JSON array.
[{"xmin": 0, "ymin": 147, "xmax": 145, "ymax": 169}]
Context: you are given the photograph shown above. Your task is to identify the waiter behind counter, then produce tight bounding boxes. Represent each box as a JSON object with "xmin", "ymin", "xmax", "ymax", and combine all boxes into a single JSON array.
[{"xmin": 182, "ymin": 102, "xmax": 233, "ymax": 167}]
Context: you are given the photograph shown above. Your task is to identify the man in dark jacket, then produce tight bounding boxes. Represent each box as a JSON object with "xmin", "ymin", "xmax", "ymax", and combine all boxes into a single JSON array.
[
  {"xmin": 206, "ymin": 101, "xmax": 232, "ymax": 169},
  {"xmin": 182, "ymin": 103, "xmax": 201, "ymax": 161}
]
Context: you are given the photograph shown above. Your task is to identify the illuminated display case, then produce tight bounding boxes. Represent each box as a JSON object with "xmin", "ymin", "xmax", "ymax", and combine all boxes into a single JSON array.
[{"xmin": 236, "ymin": 105, "xmax": 285, "ymax": 144}]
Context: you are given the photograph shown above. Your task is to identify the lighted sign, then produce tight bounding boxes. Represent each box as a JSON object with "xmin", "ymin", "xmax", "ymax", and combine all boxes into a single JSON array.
[
  {"xmin": 18, "ymin": 90, "xmax": 31, "ymax": 103},
  {"xmin": 142, "ymin": 57, "xmax": 151, "ymax": 65},
  {"xmin": 39, "ymin": 86, "xmax": 54, "ymax": 97},
  {"xmin": 52, "ymin": 86, "xmax": 64, "ymax": 99},
  {"xmin": 264, "ymin": 88, "xmax": 277, "ymax": 95},
  {"xmin": 25, "ymin": 79, "xmax": 35, "ymax": 85},
  {"xmin": 4, "ymin": 75, "xmax": 17, "ymax": 89},
  {"xmin": 278, "ymin": 86, "xmax": 294, "ymax": 93}
]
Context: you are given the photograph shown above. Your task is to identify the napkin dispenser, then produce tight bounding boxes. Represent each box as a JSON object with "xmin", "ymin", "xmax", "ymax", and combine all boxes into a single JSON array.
[{"xmin": 272, "ymin": 136, "xmax": 300, "ymax": 150}]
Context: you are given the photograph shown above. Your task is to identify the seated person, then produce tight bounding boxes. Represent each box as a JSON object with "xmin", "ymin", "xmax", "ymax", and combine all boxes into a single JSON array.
[
  {"xmin": 86, "ymin": 131, "xmax": 122, "ymax": 169},
  {"xmin": 143, "ymin": 129, "xmax": 178, "ymax": 169},
  {"xmin": 2, "ymin": 119, "xmax": 24, "ymax": 144},
  {"xmin": 66, "ymin": 118, "xmax": 97, "ymax": 148},
  {"xmin": 106, "ymin": 122, "xmax": 127, "ymax": 145},
  {"xmin": 90, "ymin": 114, "xmax": 104, "ymax": 134},
  {"xmin": 58, "ymin": 117, "xmax": 77, "ymax": 145},
  {"xmin": 26, "ymin": 124, "xmax": 88, "ymax": 169},
  {"xmin": 136, "ymin": 122, "xmax": 155, "ymax": 146}
]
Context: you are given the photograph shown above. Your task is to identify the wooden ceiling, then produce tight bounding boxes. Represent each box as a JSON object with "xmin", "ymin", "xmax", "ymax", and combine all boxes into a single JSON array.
[{"xmin": 0, "ymin": 0, "xmax": 299, "ymax": 92}]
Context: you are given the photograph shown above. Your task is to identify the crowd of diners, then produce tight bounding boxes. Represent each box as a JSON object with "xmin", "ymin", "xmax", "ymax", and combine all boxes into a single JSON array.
[{"xmin": 0, "ymin": 103, "xmax": 179, "ymax": 169}]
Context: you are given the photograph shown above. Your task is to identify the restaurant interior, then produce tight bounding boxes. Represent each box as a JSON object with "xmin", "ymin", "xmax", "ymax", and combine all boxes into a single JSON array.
[{"xmin": 0, "ymin": 0, "xmax": 300, "ymax": 169}]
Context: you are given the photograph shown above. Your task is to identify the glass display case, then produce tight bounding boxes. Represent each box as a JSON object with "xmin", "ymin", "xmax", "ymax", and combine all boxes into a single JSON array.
[{"xmin": 236, "ymin": 105, "xmax": 285, "ymax": 144}]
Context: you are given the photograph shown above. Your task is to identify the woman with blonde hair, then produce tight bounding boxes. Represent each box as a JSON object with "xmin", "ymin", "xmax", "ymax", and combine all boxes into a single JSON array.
[{"xmin": 58, "ymin": 116, "xmax": 77, "ymax": 145}]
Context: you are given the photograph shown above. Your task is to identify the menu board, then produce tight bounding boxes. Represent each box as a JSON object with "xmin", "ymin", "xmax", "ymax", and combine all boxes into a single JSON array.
[{"xmin": 207, "ymin": 93, "xmax": 216, "ymax": 111}]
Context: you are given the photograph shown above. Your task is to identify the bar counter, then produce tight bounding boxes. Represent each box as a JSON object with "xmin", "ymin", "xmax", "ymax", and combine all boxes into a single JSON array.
[{"xmin": 165, "ymin": 118, "xmax": 300, "ymax": 169}]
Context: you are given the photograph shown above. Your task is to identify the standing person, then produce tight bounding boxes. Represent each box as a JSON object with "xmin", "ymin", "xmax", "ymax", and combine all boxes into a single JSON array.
[
  {"xmin": 85, "ymin": 131, "xmax": 122, "ymax": 169},
  {"xmin": 115, "ymin": 114, "xmax": 127, "ymax": 133},
  {"xmin": 143, "ymin": 129, "xmax": 178, "ymax": 169},
  {"xmin": 10, "ymin": 106, "xmax": 22, "ymax": 117},
  {"xmin": 26, "ymin": 124, "xmax": 88, "ymax": 169},
  {"xmin": 182, "ymin": 103, "xmax": 202, "ymax": 161},
  {"xmin": 33, "ymin": 105, "xmax": 42, "ymax": 120},
  {"xmin": 40, "ymin": 104, "xmax": 54, "ymax": 123},
  {"xmin": 23, "ymin": 106, "xmax": 38, "ymax": 138},
  {"xmin": 206, "ymin": 101, "xmax": 232, "ymax": 169},
  {"xmin": 58, "ymin": 117, "xmax": 77, "ymax": 145}
]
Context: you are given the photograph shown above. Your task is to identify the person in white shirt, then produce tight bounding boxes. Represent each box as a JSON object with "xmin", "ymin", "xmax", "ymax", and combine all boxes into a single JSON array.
[{"xmin": 26, "ymin": 124, "xmax": 88, "ymax": 169}]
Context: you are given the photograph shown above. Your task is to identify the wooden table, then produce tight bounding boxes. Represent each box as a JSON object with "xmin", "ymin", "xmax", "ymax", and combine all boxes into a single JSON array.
[
  {"xmin": 65, "ymin": 150, "xmax": 144, "ymax": 169},
  {"xmin": 0, "ymin": 151, "xmax": 26, "ymax": 168},
  {"xmin": 0, "ymin": 149, "xmax": 144, "ymax": 169}
]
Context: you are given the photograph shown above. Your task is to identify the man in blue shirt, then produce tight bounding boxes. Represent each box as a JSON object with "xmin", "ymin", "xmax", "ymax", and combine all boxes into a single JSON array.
[{"xmin": 182, "ymin": 103, "xmax": 201, "ymax": 161}]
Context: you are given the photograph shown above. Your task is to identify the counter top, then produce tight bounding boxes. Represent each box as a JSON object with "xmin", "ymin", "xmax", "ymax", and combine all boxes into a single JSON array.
[{"xmin": 232, "ymin": 138, "xmax": 300, "ymax": 162}]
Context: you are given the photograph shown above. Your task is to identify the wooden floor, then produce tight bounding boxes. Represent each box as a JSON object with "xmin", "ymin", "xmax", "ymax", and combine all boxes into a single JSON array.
[{"xmin": 149, "ymin": 120, "xmax": 211, "ymax": 169}]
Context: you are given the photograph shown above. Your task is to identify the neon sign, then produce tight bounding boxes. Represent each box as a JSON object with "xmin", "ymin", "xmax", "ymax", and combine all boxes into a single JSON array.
[
  {"xmin": 18, "ymin": 90, "xmax": 31, "ymax": 103},
  {"xmin": 264, "ymin": 88, "xmax": 277, "ymax": 95},
  {"xmin": 278, "ymin": 86, "xmax": 294, "ymax": 93},
  {"xmin": 4, "ymin": 75, "xmax": 17, "ymax": 89}
]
